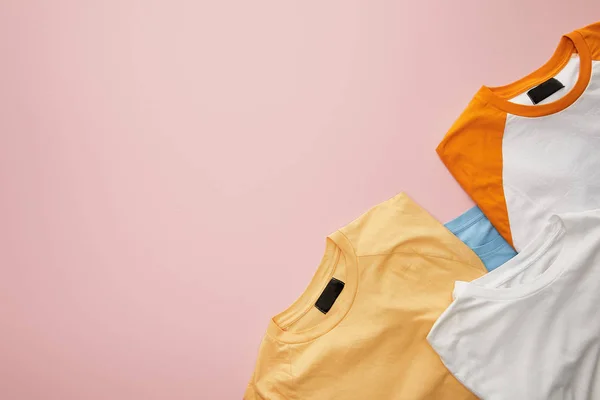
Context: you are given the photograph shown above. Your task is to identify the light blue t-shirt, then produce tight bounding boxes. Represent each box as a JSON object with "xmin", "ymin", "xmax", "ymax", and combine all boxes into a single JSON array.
[{"xmin": 445, "ymin": 206, "xmax": 516, "ymax": 271}]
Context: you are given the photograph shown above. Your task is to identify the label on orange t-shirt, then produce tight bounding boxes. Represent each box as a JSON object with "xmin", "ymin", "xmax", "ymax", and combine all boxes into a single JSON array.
[{"xmin": 244, "ymin": 193, "xmax": 485, "ymax": 400}]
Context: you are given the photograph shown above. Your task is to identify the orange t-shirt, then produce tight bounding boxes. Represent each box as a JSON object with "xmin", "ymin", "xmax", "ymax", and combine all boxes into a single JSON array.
[
  {"xmin": 244, "ymin": 193, "xmax": 485, "ymax": 400},
  {"xmin": 437, "ymin": 21, "xmax": 600, "ymax": 252}
]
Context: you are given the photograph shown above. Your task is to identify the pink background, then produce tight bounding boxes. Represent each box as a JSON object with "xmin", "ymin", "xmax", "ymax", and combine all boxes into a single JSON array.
[{"xmin": 1, "ymin": 1, "xmax": 599, "ymax": 399}]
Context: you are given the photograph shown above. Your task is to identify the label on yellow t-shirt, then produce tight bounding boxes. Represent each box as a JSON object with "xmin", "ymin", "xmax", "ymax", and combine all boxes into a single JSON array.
[{"xmin": 244, "ymin": 193, "xmax": 485, "ymax": 400}]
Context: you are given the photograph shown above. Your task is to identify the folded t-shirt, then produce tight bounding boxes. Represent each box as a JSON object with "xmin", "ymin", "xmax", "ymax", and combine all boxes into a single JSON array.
[
  {"xmin": 445, "ymin": 205, "xmax": 516, "ymax": 271},
  {"xmin": 245, "ymin": 193, "xmax": 485, "ymax": 400},
  {"xmin": 437, "ymin": 21, "xmax": 600, "ymax": 252},
  {"xmin": 429, "ymin": 209, "xmax": 600, "ymax": 399}
]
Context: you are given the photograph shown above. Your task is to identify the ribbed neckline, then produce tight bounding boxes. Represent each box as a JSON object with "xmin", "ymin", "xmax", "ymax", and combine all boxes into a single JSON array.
[
  {"xmin": 455, "ymin": 215, "xmax": 567, "ymax": 300},
  {"xmin": 477, "ymin": 30, "xmax": 592, "ymax": 117},
  {"xmin": 266, "ymin": 230, "xmax": 358, "ymax": 344}
]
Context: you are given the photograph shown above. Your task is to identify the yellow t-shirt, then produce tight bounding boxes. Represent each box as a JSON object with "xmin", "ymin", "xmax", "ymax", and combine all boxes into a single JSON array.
[{"xmin": 244, "ymin": 193, "xmax": 485, "ymax": 400}]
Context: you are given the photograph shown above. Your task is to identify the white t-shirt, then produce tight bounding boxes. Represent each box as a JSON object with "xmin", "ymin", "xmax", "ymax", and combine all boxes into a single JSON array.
[{"xmin": 427, "ymin": 209, "xmax": 600, "ymax": 400}]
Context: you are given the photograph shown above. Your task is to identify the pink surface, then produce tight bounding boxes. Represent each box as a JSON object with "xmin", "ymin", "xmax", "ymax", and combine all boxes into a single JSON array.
[{"xmin": 1, "ymin": 1, "xmax": 598, "ymax": 398}]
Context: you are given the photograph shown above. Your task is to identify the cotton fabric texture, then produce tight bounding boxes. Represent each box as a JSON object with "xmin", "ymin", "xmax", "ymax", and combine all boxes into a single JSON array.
[
  {"xmin": 436, "ymin": 21, "xmax": 600, "ymax": 252},
  {"xmin": 244, "ymin": 193, "xmax": 485, "ymax": 400},
  {"xmin": 428, "ymin": 209, "xmax": 600, "ymax": 400},
  {"xmin": 445, "ymin": 206, "xmax": 516, "ymax": 271}
]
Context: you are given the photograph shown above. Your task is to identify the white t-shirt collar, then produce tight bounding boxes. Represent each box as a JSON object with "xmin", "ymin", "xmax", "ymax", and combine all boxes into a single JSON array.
[{"xmin": 455, "ymin": 215, "xmax": 567, "ymax": 300}]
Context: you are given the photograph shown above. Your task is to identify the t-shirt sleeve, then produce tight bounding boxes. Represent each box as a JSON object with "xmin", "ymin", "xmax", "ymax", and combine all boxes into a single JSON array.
[
  {"xmin": 578, "ymin": 21, "xmax": 600, "ymax": 60},
  {"xmin": 338, "ymin": 193, "xmax": 486, "ymax": 271},
  {"xmin": 436, "ymin": 97, "xmax": 514, "ymax": 248},
  {"xmin": 244, "ymin": 385, "xmax": 262, "ymax": 400}
]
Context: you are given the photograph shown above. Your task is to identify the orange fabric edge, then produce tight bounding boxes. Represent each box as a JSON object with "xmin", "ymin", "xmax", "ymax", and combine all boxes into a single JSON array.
[
  {"xmin": 578, "ymin": 21, "xmax": 600, "ymax": 61},
  {"xmin": 436, "ymin": 98, "xmax": 514, "ymax": 248}
]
